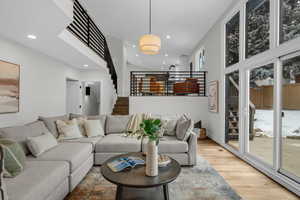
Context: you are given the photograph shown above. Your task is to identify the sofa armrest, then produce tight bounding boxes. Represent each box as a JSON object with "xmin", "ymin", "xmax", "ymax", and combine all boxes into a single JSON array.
[{"xmin": 187, "ymin": 131, "xmax": 197, "ymax": 166}]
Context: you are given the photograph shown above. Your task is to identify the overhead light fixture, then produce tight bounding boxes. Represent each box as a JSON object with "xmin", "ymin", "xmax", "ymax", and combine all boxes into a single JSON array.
[
  {"xmin": 136, "ymin": 54, "xmax": 139, "ymax": 57},
  {"xmin": 165, "ymin": 54, "xmax": 168, "ymax": 57},
  {"xmin": 83, "ymin": 64, "xmax": 88, "ymax": 67},
  {"xmin": 163, "ymin": 61, "xmax": 166, "ymax": 65},
  {"xmin": 139, "ymin": 0, "xmax": 161, "ymax": 55},
  {"xmin": 27, "ymin": 34, "xmax": 37, "ymax": 40},
  {"xmin": 132, "ymin": 44, "xmax": 136, "ymax": 48},
  {"xmin": 166, "ymin": 35, "xmax": 171, "ymax": 39}
]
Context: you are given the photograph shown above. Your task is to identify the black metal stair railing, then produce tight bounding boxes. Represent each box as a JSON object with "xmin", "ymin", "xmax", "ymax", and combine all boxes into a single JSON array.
[
  {"xmin": 130, "ymin": 71, "xmax": 207, "ymax": 96},
  {"xmin": 67, "ymin": 0, "xmax": 117, "ymax": 91}
]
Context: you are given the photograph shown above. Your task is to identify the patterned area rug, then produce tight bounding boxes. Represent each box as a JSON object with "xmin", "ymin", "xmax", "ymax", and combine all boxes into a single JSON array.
[{"xmin": 65, "ymin": 156, "xmax": 242, "ymax": 200}]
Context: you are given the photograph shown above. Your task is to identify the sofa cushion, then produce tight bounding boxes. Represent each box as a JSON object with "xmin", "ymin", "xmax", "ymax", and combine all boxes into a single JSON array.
[
  {"xmin": 27, "ymin": 143, "xmax": 93, "ymax": 173},
  {"xmin": 105, "ymin": 115, "xmax": 131, "ymax": 134},
  {"xmin": 142, "ymin": 136, "xmax": 188, "ymax": 153},
  {"xmin": 176, "ymin": 116, "xmax": 193, "ymax": 141},
  {"xmin": 62, "ymin": 136, "xmax": 103, "ymax": 150},
  {"xmin": 26, "ymin": 132, "xmax": 58, "ymax": 157},
  {"xmin": 39, "ymin": 115, "xmax": 69, "ymax": 138},
  {"xmin": 5, "ymin": 160, "xmax": 68, "ymax": 200},
  {"xmin": 70, "ymin": 113, "xmax": 106, "ymax": 128},
  {"xmin": 0, "ymin": 121, "xmax": 50, "ymax": 155},
  {"xmin": 95, "ymin": 134, "xmax": 141, "ymax": 153}
]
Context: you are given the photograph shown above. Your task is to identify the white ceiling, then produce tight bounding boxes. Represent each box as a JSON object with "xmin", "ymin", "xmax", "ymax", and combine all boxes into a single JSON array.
[{"xmin": 80, "ymin": 0, "xmax": 236, "ymax": 67}]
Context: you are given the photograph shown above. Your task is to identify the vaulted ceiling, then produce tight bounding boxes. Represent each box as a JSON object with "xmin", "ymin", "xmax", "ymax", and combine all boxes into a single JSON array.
[{"xmin": 79, "ymin": 0, "xmax": 236, "ymax": 67}]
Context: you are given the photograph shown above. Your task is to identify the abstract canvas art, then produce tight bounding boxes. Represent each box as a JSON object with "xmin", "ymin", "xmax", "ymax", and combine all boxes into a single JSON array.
[
  {"xmin": 0, "ymin": 60, "xmax": 20, "ymax": 114},
  {"xmin": 208, "ymin": 81, "xmax": 218, "ymax": 113}
]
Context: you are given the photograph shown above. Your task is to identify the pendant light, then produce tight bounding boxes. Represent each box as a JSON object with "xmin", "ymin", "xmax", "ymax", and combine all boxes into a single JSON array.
[{"xmin": 139, "ymin": 0, "xmax": 161, "ymax": 55}]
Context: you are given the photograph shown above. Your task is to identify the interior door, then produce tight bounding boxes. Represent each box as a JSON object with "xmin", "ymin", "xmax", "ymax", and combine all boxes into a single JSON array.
[{"xmin": 66, "ymin": 80, "xmax": 82, "ymax": 114}]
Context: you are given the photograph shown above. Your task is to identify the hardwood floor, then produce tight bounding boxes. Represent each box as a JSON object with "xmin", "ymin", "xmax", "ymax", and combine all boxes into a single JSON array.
[{"xmin": 198, "ymin": 139, "xmax": 299, "ymax": 200}]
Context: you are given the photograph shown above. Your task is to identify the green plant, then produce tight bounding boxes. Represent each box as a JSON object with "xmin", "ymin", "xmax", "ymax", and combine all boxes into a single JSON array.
[{"xmin": 126, "ymin": 119, "xmax": 162, "ymax": 145}]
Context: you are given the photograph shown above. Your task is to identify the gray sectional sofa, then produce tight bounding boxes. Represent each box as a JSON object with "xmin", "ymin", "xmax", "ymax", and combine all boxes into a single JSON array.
[{"xmin": 0, "ymin": 114, "xmax": 197, "ymax": 200}]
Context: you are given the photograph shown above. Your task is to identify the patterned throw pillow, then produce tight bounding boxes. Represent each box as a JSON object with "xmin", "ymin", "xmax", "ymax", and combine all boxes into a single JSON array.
[
  {"xmin": 0, "ymin": 139, "xmax": 26, "ymax": 178},
  {"xmin": 56, "ymin": 119, "xmax": 83, "ymax": 140}
]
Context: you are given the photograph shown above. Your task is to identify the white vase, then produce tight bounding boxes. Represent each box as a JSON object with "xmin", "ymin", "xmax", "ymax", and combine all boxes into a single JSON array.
[{"xmin": 145, "ymin": 140, "xmax": 158, "ymax": 177}]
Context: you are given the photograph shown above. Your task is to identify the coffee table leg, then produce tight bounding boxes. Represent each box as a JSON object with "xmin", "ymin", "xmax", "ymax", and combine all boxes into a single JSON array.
[
  {"xmin": 116, "ymin": 185, "xmax": 123, "ymax": 200},
  {"xmin": 163, "ymin": 184, "xmax": 169, "ymax": 200}
]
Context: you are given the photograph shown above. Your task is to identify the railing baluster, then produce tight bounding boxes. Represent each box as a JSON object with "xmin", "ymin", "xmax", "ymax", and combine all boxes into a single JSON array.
[
  {"xmin": 67, "ymin": 0, "xmax": 117, "ymax": 92},
  {"xmin": 130, "ymin": 71, "xmax": 207, "ymax": 97}
]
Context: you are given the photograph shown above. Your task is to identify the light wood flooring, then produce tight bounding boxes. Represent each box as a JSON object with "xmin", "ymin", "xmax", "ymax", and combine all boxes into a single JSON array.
[{"xmin": 198, "ymin": 139, "xmax": 299, "ymax": 200}]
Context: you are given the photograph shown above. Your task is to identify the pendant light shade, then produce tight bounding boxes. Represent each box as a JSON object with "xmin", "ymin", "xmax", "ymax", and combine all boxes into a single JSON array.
[
  {"xmin": 139, "ymin": 0, "xmax": 161, "ymax": 55},
  {"xmin": 139, "ymin": 34, "xmax": 161, "ymax": 55}
]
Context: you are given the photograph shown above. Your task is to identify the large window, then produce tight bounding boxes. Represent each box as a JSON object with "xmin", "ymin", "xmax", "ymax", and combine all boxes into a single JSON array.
[
  {"xmin": 226, "ymin": 13, "xmax": 240, "ymax": 67},
  {"xmin": 280, "ymin": 0, "xmax": 300, "ymax": 43},
  {"xmin": 246, "ymin": 0, "xmax": 270, "ymax": 58}
]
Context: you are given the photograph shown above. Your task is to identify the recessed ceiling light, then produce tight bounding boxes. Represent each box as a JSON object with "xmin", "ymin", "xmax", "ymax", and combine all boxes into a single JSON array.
[
  {"xmin": 166, "ymin": 35, "xmax": 171, "ymax": 39},
  {"xmin": 165, "ymin": 54, "xmax": 168, "ymax": 57},
  {"xmin": 163, "ymin": 61, "xmax": 166, "ymax": 65},
  {"xmin": 83, "ymin": 64, "xmax": 88, "ymax": 67},
  {"xmin": 136, "ymin": 54, "xmax": 139, "ymax": 57},
  {"xmin": 27, "ymin": 34, "xmax": 37, "ymax": 40},
  {"xmin": 132, "ymin": 44, "xmax": 136, "ymax": 48}
]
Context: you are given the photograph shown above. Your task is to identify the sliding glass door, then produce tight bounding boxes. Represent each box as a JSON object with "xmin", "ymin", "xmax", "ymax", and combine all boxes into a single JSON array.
[
  {"xmin": 280, "ymin": 54, "xmax": 300, "ymax": 182},
  {"xmin": 225, "ymin": 71, "xmax": 240, "ymax": 150},
  {"xmin": 247, "ymin": 64, "xmax": 274, "ymax": 166}
]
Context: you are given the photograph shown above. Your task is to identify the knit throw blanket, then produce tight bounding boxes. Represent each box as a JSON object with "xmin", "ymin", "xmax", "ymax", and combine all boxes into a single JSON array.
[{"xmin": 126, "ymin": 113, "xmax": 151, "ymax": 133}]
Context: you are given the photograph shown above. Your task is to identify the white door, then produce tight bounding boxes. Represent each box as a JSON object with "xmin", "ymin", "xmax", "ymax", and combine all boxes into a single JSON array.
[{"xmin": 66, "ymin": 80, "xmax": 82, "ymax": 114}]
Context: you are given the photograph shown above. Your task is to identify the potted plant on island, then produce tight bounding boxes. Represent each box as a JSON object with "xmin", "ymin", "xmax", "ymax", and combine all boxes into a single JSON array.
[{"xmin": 126, "ymin": 118, "xmax": 162, "ymax": 177}]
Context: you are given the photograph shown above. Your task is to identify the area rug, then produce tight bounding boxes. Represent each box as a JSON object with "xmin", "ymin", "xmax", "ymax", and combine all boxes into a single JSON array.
[{"xmin": 65, "ymin": 156, "xmax": 242, "ymax": 200}]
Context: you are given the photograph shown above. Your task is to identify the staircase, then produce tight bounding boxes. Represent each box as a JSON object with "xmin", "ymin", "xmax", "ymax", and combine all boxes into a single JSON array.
[
  {"xmin": 112, "ymin": 97, "xmax": 129, "ymax": 115},
  {"xmin": 228, "ymin": 109, "xmax": 239, "ymax": 140}
]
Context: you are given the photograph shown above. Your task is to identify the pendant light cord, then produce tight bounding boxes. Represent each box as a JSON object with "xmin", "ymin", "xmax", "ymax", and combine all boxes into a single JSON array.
[{"xmin": 149, "ymin": 0, "xmax": 152, "ymax": 34}]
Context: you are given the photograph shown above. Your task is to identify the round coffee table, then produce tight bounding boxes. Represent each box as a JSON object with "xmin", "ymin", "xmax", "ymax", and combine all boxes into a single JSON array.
[{"xmin": 101, "ymin": 153, "xmax": 181, "ymax": 200}]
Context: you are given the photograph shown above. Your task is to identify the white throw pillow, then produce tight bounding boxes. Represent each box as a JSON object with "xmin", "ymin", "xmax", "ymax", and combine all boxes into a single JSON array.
[
  {"xmin": 27, "ymin": 132, "xmax": 58, "ymax": 157},
  {"xmin": 56, "ymin": 119, "xmax": 83, "ymax": 140},
  {"xmin": 84, "ymin": 120, "xmax": 105, "ymax": 138}
]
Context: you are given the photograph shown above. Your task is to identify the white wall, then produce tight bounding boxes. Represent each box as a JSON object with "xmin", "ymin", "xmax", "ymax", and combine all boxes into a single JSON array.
[
  {"xmin": 129, "ymin": 96, "xmax": 209, "ymax": 127},
  {"xmin": 106, "ymin": 35, "xmax": 127, "ymax": 96},
  {"xmin": 189, "ymin": 1, "xmax": 238, "ymax": 144},
  {"xmin": 0, "ymin": 37, "xmax": 80, "ymax": 128},
  {"xmin": 0, "ymin": 36, "xmax": 118, "ymax": 128}
]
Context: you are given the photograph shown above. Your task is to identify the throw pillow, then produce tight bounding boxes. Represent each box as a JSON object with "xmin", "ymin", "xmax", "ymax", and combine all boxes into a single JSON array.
[
  {"xmin": 176, "ymin": 116, "xmax": 193, "ymax": 141},
  {"xmin": 84, "ymin": 120, "xmax": 105, "ymax": 138},
  {"xmin": 56, "ymin": 119, "xmax": 82, "ymax": 140},
  {"xmin": 75, "ymin": 117, "xmax": 88, "ymax": 136},
  {"xmin": 160, "ymin": 115, "xmax": 181, "ymax": 136},
  {"xmin": 0, "ymin": 139, "xmax": 26, "ymax": 178},
  {"xmin": 26, "ymin": 132, "xmax": 58, "ymax": 157},
  {"xmin": 38, "ymin": 115, "xmax": 69, "ymax": 138}
]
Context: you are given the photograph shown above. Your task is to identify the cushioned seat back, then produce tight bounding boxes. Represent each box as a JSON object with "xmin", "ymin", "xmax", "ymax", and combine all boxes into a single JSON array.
[
  {"xmin": 105, "ymin": 115, "xmax": 131, "ymax": 134},
  {"xmin": 69, "ymin": 113, "xmax": 106, "ymax": 129},
  {"xmin": 0, "ymin": 121, "xmax": 50, "ymax": 155},
  {"xmin": 38, "ymin": 115, "xmax": 69, "ymax": 138}
]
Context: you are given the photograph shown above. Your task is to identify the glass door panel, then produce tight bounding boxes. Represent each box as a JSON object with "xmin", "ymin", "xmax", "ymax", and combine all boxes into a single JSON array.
[
  {"xmin": 281, "ymin": 55, "xmax": 300, "ymax": 180},
  {"xmin": 248, "ymin": 64, "xmax": 274, "ymax": 166},
  {"xmin": 225, "ymin": 71, "xmax": 240, "ymax": 149}
]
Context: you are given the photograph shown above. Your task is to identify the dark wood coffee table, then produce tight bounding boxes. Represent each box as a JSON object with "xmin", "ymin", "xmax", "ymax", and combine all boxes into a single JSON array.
[{"xmin": 101, "ymin": 153, "xmax": 181, "ymax": 200}]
